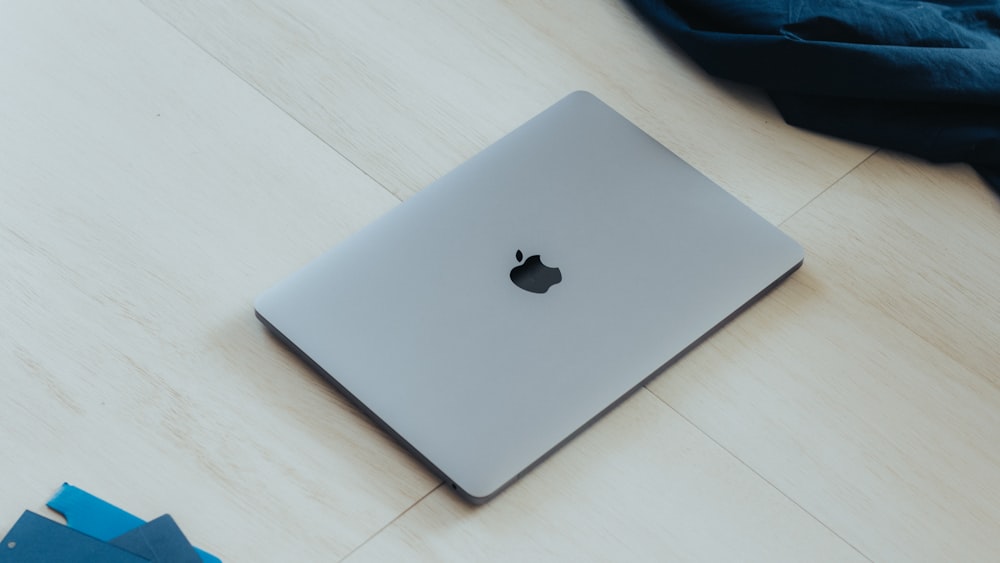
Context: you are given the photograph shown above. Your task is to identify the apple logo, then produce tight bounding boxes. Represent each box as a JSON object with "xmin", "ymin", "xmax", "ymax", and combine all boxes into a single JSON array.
[{"xmin": 509, "ymin": 249, "xmax": 562, "ymax": 294}]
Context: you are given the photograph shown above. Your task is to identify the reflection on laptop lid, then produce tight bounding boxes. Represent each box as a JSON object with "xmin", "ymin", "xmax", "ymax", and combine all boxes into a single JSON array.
[{"xmin": 255, "ymin": 91, "xmax": 803, "ymax": 503}]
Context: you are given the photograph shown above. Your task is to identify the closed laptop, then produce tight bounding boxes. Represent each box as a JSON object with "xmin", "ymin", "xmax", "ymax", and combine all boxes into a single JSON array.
[{"xmin": 255, "ymin": 91, "xmax": 804, "ymax": 503}]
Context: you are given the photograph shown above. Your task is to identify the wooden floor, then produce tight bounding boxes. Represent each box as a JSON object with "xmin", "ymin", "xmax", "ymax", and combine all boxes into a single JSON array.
[{"xmin": 2, "ymin": 1, "xmax": 998, "ymax": 560}]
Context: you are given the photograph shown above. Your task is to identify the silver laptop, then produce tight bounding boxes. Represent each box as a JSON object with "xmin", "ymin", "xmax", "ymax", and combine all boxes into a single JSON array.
[{"xmin": 255, "ymin": 91, "xmax": 803, "ymax": 503}]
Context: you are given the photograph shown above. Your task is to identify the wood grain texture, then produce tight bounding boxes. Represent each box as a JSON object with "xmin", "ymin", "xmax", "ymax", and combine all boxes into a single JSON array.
[
  {"xmin": 4, "ymin": 0, "xmax": 999, "ymax": 560},
  {"xmin": 345, "ymin": 390, "xmax": 866, "ymax": 563},
  {"xmin": 648, "ymin": 154, "xmax": 1000, "ymax": 561},
  {"xmin": 140, "ymin": 0, "xmax": 873, "ymax": 223},
  {"xmin": 0, "ymin": 1, "xmax": 435, "ymax": 560}
]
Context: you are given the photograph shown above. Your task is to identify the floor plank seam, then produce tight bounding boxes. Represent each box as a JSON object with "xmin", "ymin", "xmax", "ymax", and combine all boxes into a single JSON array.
[
  {"xmin": 135, "ymin": 0, "xmax": 403, "ymax": 206},
  {"xmin": 338, "ymin": 482, "xmax": 444, "ymax": 562},
  {"xmin": 642, "ymin": 388, "xmax": 875, "ymax": 562},
  {"xmin": 779, "ymin": 148, "xmax": 881, "ymax": 227}
]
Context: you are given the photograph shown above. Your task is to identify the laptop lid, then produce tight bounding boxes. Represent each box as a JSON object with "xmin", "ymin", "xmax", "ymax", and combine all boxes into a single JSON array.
[{"xmin": 255, "ymin": 91, "xmax": 803, "ymax": 503}]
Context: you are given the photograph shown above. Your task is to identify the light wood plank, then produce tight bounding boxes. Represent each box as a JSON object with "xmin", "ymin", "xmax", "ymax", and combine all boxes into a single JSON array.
[
  {"xmin": 0, "ymin": 1, "xmax": 437, "ymax": 560},
  {"xmin": 345, "ymin": 390, "xmax": 866, "ymax": 562},
  {"xmin": 141, "ymin": 0, "xmax": 873, "ymax": 223},
  {"xmin": 788, "ymin": 155, "xmax": 999, "ymax": 383},
  {"xmin": 649, "ymin": 154, "xmax": 1000, "ymax": 561},
  {"xmin": 7, "ymin": 0, "xmax": 993, "ymax": 560}
]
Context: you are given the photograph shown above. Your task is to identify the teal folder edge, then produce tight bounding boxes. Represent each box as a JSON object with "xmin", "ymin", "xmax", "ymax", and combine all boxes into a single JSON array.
[{"xmin": 47, "ymin": 483, "xmax": 220, "ymax": 563}]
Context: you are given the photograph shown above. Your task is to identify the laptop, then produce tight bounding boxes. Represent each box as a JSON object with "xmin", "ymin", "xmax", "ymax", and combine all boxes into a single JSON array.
[{"xmin": 255, "ymin": 91, "xmax": 803, "ymax": 503}]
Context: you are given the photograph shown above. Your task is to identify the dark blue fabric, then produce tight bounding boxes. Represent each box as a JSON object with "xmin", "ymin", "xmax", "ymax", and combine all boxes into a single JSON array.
[{"xmin": 626, "ymin": 0, "xmax": 1000, "ymax": 192}]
